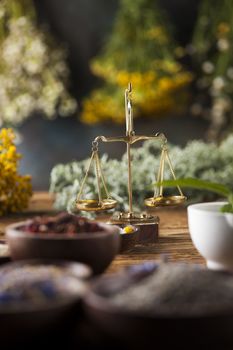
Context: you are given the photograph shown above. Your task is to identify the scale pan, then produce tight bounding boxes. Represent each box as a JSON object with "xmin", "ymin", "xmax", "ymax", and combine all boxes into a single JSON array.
[
  {"xmin": 144, "ymin": 195, "xmax": 187, "ymax": 207},
  {"xmin": 76, "ymin": 199, "xmax": 117, "ymax": 212}
]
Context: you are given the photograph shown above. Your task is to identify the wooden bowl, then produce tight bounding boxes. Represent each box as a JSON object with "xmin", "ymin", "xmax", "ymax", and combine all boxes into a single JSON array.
[
  {"xmin": 0, "ymin": 260, "xmax": 90, "ymax": 345},
  {"xmin": 6, "ymin": 222, "xmax": 120, "ymax": 275},
  {"xmin": 84, "ymin": 262, "xmax": 233, "ymax": 348}
]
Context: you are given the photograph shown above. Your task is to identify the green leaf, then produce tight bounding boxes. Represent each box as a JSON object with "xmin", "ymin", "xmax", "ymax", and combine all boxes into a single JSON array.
[
  {"xmin": 228, "ymin": 193, "xmax": 233, "ymax": 206},
  {"xmin": 156, "ymin": 178, "xmax": 231, "ymax": 197},
  {"xmin": 220, "ymin": 204, "xmax": 233, "ymax": 214}
]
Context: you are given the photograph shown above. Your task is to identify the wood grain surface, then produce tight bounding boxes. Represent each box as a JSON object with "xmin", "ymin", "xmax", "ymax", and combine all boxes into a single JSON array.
[{"xmin": 0, "ymin": 192, "xmax": 205, "ymax": 270}]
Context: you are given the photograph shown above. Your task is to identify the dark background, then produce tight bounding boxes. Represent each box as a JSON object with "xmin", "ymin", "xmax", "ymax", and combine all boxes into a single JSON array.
[{"xmin": 18, "ymin": 0, "xmax": 207, "ymax": 190}]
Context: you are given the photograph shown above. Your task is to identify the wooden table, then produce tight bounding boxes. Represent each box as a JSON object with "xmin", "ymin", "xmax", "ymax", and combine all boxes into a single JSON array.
[{"xmin": 0, "ymin": 192, "xmax": 205, "ymax": 270}]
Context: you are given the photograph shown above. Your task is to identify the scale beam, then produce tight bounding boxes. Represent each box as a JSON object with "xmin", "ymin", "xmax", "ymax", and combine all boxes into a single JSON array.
[{"xmin": 94, "ymin": 133, "xmax": 167, "ymax": 145}]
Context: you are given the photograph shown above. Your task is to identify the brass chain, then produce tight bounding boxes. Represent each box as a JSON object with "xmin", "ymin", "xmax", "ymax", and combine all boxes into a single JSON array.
[
  {"xmin": 76, "ymin": 150, "xmax": 95, "ymax": 202},
  {"xmin": 153, "ymin": 144, "xmax": 183, "ymax": 198},
  {"xmin": 154, "ymin": 146, "xmax": 166, "ymax": 197},
  {"xmin": 76, "ymin": 140, "xmax": 112, "ymax": 205},
  {"xmin": 165, "ymin": 150, "xmax": 184, "ymax": 196},
  {"xmin": 94, "ymin": 151, "xmax": 102, "ymax": 205},
  {"xmin": 95, "ymin": 151, "xmax": 112, "ymax": 199}
]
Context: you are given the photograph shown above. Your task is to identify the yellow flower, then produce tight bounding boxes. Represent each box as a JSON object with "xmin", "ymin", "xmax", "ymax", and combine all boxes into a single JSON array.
[
  {"xmin": 217, "ymin": 22, "xmax": 230, "ymax": 36},
  {"xmin": 0, "ymin": 128, "xmax": 32, "ymax": 216},
  {"xmin": 174, "ymin": 46, "xmax": 186, "ymax": 58},
  {"xmin": 116, "ymin": 71, "xmax": 130, "ymax": 86},
  {"xmin": 146, "ymin": 26, "xmax": 168, "ymax": 44},
  {"xmin": 81, "ymin": 64, "xmax": 193, "ymax": 124},
  {"xmin": 159, "ymin": 78, "xmax": 171, "ymax": 91}
]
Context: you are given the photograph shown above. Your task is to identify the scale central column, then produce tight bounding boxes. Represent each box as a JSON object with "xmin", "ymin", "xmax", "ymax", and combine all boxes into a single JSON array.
[
  {"xmin": 127, "ymin": 142, "xmax": 133, "ymax": 214},
  {"xmin": 125, "ymin": 83, "xmax": 134, "ymax": 215},
  {"xmin": 107, "ymin": 83, "xmax": 159, "ymax": 243}
]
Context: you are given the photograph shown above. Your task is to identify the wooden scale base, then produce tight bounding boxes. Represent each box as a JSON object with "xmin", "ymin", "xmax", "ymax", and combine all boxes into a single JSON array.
[{"xmin": 108, "ymin": 212, "xmax": 159, "ymax": 243}]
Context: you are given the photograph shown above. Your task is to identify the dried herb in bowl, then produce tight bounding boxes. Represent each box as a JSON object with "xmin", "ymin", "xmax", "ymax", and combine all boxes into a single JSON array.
[
  {"xmin": 22, "ymin": 213, "xmax": 104, "ymax": 234},
  {"xmin": 109, "ymin": 263, "xmax": 233, "ymax": 317},
  {"xmin": 0, "ymin": 264, "xmax": 87, "ymax": 306}
]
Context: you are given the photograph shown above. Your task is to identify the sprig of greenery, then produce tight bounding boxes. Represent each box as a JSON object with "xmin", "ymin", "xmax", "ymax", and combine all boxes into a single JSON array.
[
  {"xmin": 157, "ymin": 178, "xmax": 233, "ymax": 214},
  {"xmin": 221, "ymin": 193, "xmax": 233, "ymax": 213}
]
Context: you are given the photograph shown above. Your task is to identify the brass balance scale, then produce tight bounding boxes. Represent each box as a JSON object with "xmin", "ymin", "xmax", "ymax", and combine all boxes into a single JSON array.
[{"xmin": 76, "ymin": 83, "xmax": 186, "ymax": 236}]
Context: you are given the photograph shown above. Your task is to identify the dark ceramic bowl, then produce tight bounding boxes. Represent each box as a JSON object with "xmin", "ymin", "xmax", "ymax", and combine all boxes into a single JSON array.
[
  {"xmin": 0, "ymin": 260, "xmax": 90, "ymax": 345},
  {"xmin": 84, "ymin": 262, "xmax": 233, "ymax": 348},
  {"xmin": 6, "ymin": 222, "xmax": 120, "ymax": 274}
]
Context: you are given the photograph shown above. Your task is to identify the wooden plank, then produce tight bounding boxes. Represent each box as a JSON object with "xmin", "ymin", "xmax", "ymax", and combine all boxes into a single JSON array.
[
  {"xmin": 107, "ymin": 209, "xmax": 205, "ymax": 273},
  {"xmin": 0, "ymin": 193, "xmax": 205, "ymax": 270}
]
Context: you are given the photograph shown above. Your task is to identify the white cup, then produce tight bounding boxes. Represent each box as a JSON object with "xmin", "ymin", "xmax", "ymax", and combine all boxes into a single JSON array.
[{"xmin": 188, "ymin": 202, "xmax": 233, "ymax": 271}]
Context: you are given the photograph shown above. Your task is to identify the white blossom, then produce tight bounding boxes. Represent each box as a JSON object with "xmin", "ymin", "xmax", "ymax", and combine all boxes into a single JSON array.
[
  {"xmin": 212, "ymin": 77, "xmax": 225, "ymax": 91},
  {"xmin": 202, "ymin": 61, "xmax": 214, "ymax": 74},
  {"xmin": 0, "ymin": 6, "xmax": 77, "ymax": 126},
  {"xmin": 217, "ymin": 38, "xmax": 230, "ymax": 52}
]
